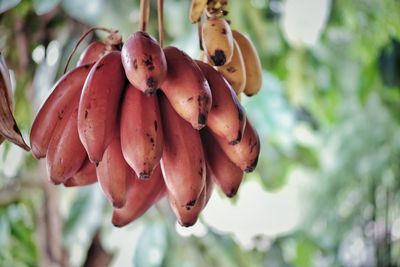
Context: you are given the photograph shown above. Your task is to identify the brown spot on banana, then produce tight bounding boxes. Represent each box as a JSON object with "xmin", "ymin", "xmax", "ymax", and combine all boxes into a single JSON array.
[
  {"xmin": 146, "ymin": 77, "xmax": 157, "ymax": 94},
  {"xmin": 226, "ymin": 187, "xmax": 238, "ymax": 198},
  {"xmin": 57, "ymin": 110, "xmax": 64, "ymax": 120},
  {"xmin": 198, "ymin": 113, "xmax": 207, "ymax": 126},
  {"xmin": 139, "ymin": 172, "xmax": 150, "ymax": 179},
  {"xmin": 96, "ymin": 63, "xmax": 105, "ymax": 70},
  {"xmin": 245, "ymin": 157, "xmax": 259, "ymax": 173},
  {"xmin": 185, "ymin": 199, "xmax": 197, "ymax": 209},
  {"xmin": 227, "ymin": 66, "xmax": 236, "ymax": 73},
  {"xmin": 211, "ymin": 49, "xmax": 226, "ymax": 66},
  {"xmin": 228, "ymin": 130, "xmax": 242, "ymax": 145},
  {"xmin": 143, "ymin": 55, "xmax": 155, "ymax": 70}
]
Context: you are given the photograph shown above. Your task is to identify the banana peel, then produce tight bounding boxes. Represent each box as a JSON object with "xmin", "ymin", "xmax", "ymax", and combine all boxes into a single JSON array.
[
  {"xmin": 0, "ymin": 52, "xmax": 30, "ymax": 151},
  {"xmin": 190, "ymin": 0, "xmax": 208, "ymax": 23}
]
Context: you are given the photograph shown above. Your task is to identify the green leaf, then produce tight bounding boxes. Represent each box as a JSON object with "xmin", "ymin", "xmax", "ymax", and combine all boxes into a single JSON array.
[
  {"xmin": 294, "ymin": 237, "xmax": 318, "ymax": 267},
  {"xmin": 295, "ymin": 145, "xmax": 319, "ymax": 169}
]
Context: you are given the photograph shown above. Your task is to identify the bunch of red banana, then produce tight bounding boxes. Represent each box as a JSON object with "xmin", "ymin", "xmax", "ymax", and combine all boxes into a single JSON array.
[{"xmin": 30, "ymin": 27, "xmax": 260, "ymax": 228}]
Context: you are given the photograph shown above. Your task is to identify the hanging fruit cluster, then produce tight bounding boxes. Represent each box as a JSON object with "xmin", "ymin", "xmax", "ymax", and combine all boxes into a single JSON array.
[
  {"xmin": 29, "ymin": 0, "xmax": 262, "ymax": 227},
  {"xmin": 192, "ymin": 0, "xmax": 263, "ymax": 97}
]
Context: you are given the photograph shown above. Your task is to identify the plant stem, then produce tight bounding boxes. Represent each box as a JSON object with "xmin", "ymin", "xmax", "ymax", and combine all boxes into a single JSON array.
[
  {"xmin": 64, "ymin": 27, "xmax": 115, "ymax": 74},
  {"xmin": 157, "ymin": 0, "xmax": 164, "ymax": 47},
  {"xmin": 139, "ymin": 0, "xmax": 150, "ymax": 32},
  {"xmin": 198, "ymin": 19, "xmax": 203, "ymax": 51}
]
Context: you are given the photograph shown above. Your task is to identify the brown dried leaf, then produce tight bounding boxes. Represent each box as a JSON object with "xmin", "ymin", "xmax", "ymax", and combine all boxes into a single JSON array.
[{"xmin": 0, "ymin": 52, "xmax": 30, "ymax": 151}]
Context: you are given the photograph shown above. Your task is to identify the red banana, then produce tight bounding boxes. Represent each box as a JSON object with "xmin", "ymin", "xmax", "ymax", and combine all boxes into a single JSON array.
[
  {"xmin": 121, "ymin": 31, "xmax": 167, "ymax": 95},
  {"xmin": 46, "ymin": 104, "xmax": 87, "ymax": 185},
  {"xmin": 30, "ymin": 64, "xmax": 92, "ymax": 159},
  {"xmin": 161, "ymin": 47, "xmax": 212, "ymax": 130},
  {"xmin": 96, "ymin": 136, "xmax": 130, "ymax": 208},
  {"xmin": 159, "ymin": 94, "xmax": 206, "ymax": 209},
  {"xmin": 77, "ymin": 41, "xmax": 108, "ymax": 66},
  {"xmin": 212, "ymin": 118, "xmax": 260, "ymax": 173},
  {"xmin": 169, "ymin": 165, "xmax": 214, "ymax": 227},
  {"xmin": 196, "ymin": 60, "xmax": 246, "ymax": 145},
  {"xmin": 201, "ymin": 129, "xmax": 244, "ymax": 197},
  {"xmin": 112, "ymin": 165, "xmax": 166, "ymax": 227},
  {"xmin": 64, "ymin": 158, "xmax": 97, "ymax": 187},
  {"xmin": 120, "ymin": 84, "xmax": 164, "ymax": 179},
  {"xmin": 78, "ymin": 51, "xmax": 126, "ymax": 163}
]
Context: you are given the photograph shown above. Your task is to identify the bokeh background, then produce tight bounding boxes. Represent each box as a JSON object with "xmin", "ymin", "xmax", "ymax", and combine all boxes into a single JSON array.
[{"xmin": 1, "ymin": 0, "xmax": 400, "ymax": 266}]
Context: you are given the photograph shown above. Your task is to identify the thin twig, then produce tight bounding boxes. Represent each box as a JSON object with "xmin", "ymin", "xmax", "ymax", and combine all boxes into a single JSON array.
[
  {"xmin": 63, "ymin": 27, "xmax": 115, "ymax": 74},
  {"xmin": 37, "ymin": 181, "xmax": 66, "ymax": 267},
  {"xmin": 197, "ymin": 19, "xmax": 203, "ymax": 51},
  {"xmin": 157, "ymin": 0, "xmax": 164, "ymax": 47},
  {"xmin": 139, "ymin": 0, "xmax": 150, "ymax": 32}
]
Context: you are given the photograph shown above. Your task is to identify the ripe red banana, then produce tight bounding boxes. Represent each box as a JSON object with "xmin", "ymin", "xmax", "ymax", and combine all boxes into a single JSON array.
[
  {"xmin": 212, "ymin": 118, "xmax": 260, "ymax": 173},
  {"xmin": 64, "ymin": 158, "xmax": 97, "ymax": 187},
  {"xmin": 201, "ymin": 129, "xmax": 243, "ymax": 197},
  {"xmin": 196, "ymin": 60, "xmax": 246, "ymax": 145},
  {"xmin": 96, "ymin": 136, "xmax": 130, "ymax": 208},
  {"xmin": 120, "ymin": 84, "xmax": 163, "ymax": 179},
  {"xmin": 46, "ymin": 104, "xmax": 87, "ymax": 185},
  {"xmin": 121, "ymin": 31, "xmax": 167, "ymax": 95},
  {"xmin": 112, "ymin": 165, "xmax": 166, "ymax": 227},
  {"xmin": 30, "ymin": 64, "xmax": 92, "ymax": 159},
  {"xmin": 161, "ymin": 47, "xmax": 212, "ymax": 130},
  {"xmin": 78, "ymin": 51, "xmax": 126, "ymax": 163},
  {"xmin": 77, "ymin": 30, "xmax": 122, "ymax": 66},
  {"xmin": 159, "ymin": 94, "xmax": 206, "ymax": 209},
  {"xmin": 169, "ymin": 165, "xmax": 214, "ymax": 227},
  {"xmin": 77, "ymin": 41, "xmax": 107, "ymax": 66}
]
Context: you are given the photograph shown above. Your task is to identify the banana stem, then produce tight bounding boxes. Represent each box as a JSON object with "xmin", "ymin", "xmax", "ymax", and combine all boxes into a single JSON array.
[
  {"xmin": 157, "ymin": 0, "xmax": 164, "ymax": 47},
  {"xmin": 63, "ymin": 27, "xmax": 116, "ymax": 74},
  {"xmin": 197, "ymin": 19, "xmax": 203, "ymax": 51},
  {"xmin": 139, "ymin": 0, "xmax": 150, "ymax": 32}
]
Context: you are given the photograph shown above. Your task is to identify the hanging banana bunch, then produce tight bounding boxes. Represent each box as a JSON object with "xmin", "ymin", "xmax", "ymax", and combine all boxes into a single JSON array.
[
  {"xmin": 29, "ymin": 0, "xmax": 262, "ymax": 228},
  {"xmin": 193, "ymin": 0, "xmax": 263, "ymax": 97}
]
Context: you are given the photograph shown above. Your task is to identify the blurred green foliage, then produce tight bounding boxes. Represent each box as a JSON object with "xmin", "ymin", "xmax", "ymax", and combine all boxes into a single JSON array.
[{"xmin": 1, "ymin": 0, "xmax": 400, "ymax": 266}]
